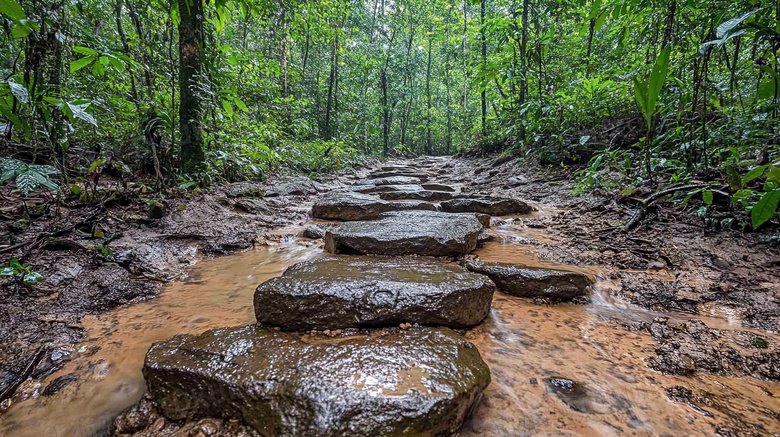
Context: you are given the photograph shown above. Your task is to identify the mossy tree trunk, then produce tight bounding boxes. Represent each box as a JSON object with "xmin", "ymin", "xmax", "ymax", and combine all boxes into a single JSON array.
[{"xmin": 178, "ymin": 0, "xmax": 205, "ymax": 172}]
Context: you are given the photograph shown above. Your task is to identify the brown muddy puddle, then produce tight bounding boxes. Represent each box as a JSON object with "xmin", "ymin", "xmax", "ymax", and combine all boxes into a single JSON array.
[{"xmin": 2, "ymin": 224, "xmax": 779, "ymax": 436}]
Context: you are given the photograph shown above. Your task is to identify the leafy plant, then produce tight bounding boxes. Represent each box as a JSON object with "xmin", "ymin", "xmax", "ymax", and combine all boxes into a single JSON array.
[
  {"xmin": 632, "ymin": 45, "xmax": 671, "ymax": 180},
  {"xmin": 0, "ymin": 258, "xmax": 43, "ymax": 285},
  {"xmin": 0, "ymin": 158, "xmax": 61, "ymax": 196}
]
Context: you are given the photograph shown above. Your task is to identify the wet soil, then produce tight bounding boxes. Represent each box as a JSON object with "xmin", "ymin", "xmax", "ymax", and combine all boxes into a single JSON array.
[{"xmin": 1, "ymin": 155, "xmax": 779, "ymax": 436}]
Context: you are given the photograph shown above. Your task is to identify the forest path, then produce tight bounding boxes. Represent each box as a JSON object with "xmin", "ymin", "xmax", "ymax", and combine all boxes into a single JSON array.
[{"xmin": 1, "ymin": 156, "xmax": 779, "ymax": 436}]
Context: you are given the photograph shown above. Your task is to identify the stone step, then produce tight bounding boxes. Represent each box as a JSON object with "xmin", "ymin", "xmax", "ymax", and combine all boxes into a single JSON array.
[
  {"xmin": 373, "ymin": 176, "xmax": 422, "ymax": 185},
  {"xmin": 369, "ymin": 171, "xmax": 430, "ymax": 181},
  {"xmin": 465, "ymin": 260, "xmax": 593, "ymax": 301},
  {"xmin": 440, "ymin": 196, "xmax": 533, "ymax": 215},
  {"xmin": 136, "ymin": 325, "xmax": 490, "ymax": 437},
  {"xmin": 255, "ymin": 256, "xmax": 496, "ymax": 330},
  {"xmin": 311, "ymin": 191, "xmax": 435, "ymax": 221},
  {"xmin": 378, "ymin": 189, "xmax": 454, "ymax": 201},
  {"xmin": 324, "ymin": 210, "xmax": 486, "ymax": 256}
]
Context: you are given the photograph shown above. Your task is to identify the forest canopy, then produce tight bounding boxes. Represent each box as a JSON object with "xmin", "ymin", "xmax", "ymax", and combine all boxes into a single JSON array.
[{"xmin": 1, "ymin": 0, "xmax": 779, "ymax": 227}]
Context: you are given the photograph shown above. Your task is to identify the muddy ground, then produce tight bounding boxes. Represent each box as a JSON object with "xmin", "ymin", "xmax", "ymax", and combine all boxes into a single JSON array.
[{"xmin": 1, "ymin": 154, "xmax": 779, "ymax": 419}]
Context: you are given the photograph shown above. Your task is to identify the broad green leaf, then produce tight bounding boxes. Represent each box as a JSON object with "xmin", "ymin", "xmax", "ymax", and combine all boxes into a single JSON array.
[
  {"xmin": 73, "ymin": 46, "xmax": 99, "ymax": 56},
  {"xmin": 70, "ymin": 185, "xmax": 82, "ymax": 195},
  {"xmin": 11, "ymin": 21, "xmax": 33, "ymax": 38},
  {"xmin": 743, "ymin": 165, "xmax": 767, "ymax": 186},
  {"xmin": 70, "ymin": 57, "xmax": 95, "ymax": 73},
  {"xmin": 222, "ymin": 100, "xmax": 234, "ymax": 117},
  {"xmin": 647, "ymin": 45, "xmax": 671, "ymax": 119},
  {"xmin": 67, "ymin": 102, "xmax": 97, "ymax": 127},
  {"xmin": 727, "ymin": 165, "xmax": 742, "ymax": 192},
  {"xmin": 15, "ymin": 172, "xmax": 38, "ymax": 195},
  {"xmin": 8, "ymin": 81, "xmax": 29, "ymax": 103},
  {"xmin": 760, "ymin": 65, "xmax": 780, "ymax": 80},
  {"xmin": 703, "ymin": 189, "xmax": 713, "ymax": 205},
  {"xmin": 751, "ymin": 190, "xmax": 780, "ymax": 229},
  {"xmin": 9, "ymin": 259, "xmax": 23, "ymax": 270},
  {"xmin": 23, "ymin": 271, "xmax": 43, "ymax": 284},
  {"xmin": 768, "ymin": 166, "xmax": 780, "ymax": 184},
  {"xmin": 716, "ymin": 9, "xmax": 760, "ymax": 39},
  {"xmin": 0, "ymin": 0, "xmax": 26, "ymax": 21},
  {"xmin": 0, "ymin": 267, "xmax": 14, "ymax": 276},
  {"xmin": 234, "ymin": 97, "xmax": 249, "ymax": 112},
  {"xmin": 88, "ymin": 159, "xmax": 106, "ymax": 171}
]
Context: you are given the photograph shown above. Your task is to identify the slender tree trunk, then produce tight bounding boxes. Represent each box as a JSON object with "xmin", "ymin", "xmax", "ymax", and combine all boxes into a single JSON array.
[
  {"xmin": 480, "ymin": 0, "xmax": 487, "ymax": 135},
  {"xmin": 519, "ymin": 0, "xmax": 529, "ymax": 103},
  {"xmin": 178, "ymin": 0, "xmax": 205, "ymax": 171},
  {"xmin": 426, "ymin": 37, "xmax": 432, "ymax": 155}
]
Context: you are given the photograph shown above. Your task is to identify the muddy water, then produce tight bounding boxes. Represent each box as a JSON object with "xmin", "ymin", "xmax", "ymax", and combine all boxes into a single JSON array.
[
  {"xmin": 2, "ymin": 225, "xmax": 779, "ymax": 436},
  {"xmin": 0, "ymin": 236, "xmax": 323, "ymax": 437}
]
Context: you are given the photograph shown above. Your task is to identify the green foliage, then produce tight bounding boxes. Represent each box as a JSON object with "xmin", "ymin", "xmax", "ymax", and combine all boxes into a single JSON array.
[
  {"xmin": 0, "ymin": 158, "xmax": 61, "ymax": 196},
  {"xmin": 632, "ymin": 46, "xmax": 671, "ymax": 132},
  {"xmin": 0, "ymin": 259, "xmax": 43, "ymax": 285}
]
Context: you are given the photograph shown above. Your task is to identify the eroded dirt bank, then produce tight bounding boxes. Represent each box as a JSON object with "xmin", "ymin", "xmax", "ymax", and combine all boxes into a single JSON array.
[{"xmin": 1, "ymin": 155, "xmax": 779, "ymax": 436}]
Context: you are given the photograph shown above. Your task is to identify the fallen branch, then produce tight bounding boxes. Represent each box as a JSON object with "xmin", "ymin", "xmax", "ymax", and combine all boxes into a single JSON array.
[
  {"xmin": 0, "ymin": 347, "xmax": 46, "ymax": 402},
  {"xmin": 0, "ymin": 210, "xmax": 104, "ymax": 256},
  {"xmin": 623, "ymin": 184, "xmax": 709, "ymax": 232}
]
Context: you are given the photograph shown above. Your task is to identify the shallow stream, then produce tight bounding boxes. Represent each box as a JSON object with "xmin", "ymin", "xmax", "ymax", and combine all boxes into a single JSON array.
[{"xmin": 1, "ymin": 221, "xmax": 779, "ymax": 436}]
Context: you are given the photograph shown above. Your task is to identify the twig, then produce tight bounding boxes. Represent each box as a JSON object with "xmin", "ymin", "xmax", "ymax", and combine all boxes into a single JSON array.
[
  {"xmin": 0, "ymin": 210, "xmax": 104, "ymax": 256},
  {"xmin": 623, "ymin": 184, "xmax": 709, "ymax": 232},
  {"xmin": 0, "ymin": 347, "xmax": 45, "ymax": 402}
]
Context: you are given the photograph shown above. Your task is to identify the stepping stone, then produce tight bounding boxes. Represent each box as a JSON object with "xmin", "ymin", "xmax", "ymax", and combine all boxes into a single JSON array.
[
  {"xmin": 266, "ymin": 177, "xmax": 321, "ymax": 197},
  {"xmin": 370, "ymin": 171, "xmax": 430, "ymax": 181},
  {"xmin": 422, "ymin": 183, "xmax": 457, "ymax": 192},
  {"xmin": 374, "ymin": 176, "xmax": 422, "ymax": 185},
  {"xmin": 224, "ymin": 181, "xmax": 264, "ymax": 198},
  {"xmin": 378, "ymin": 188, "xmax": 454, "ymax": 201},
  {"xmin": 139, "ymin": 325, "xmax": 491, "ymax": 436},
  {"xmin": 465, "ymin": 260, "xmax": 593, "ymax": 301},
  {"xmin": 311, "ymin": 192, "xmax": 436, "ymax": 221},
  {"xmin": 388, "ymin": 200, "xmax": 438, "ymax": 212},
  {"xmin": 255, "ymin": 256, "xmax": 496, "ymax": 330},
  {"xmin": 440, "ymin": 196, "xmax": 533, "ymax": 215},
  {"xmin": 325, "ymin": 210, "xmax": 485, "ymax": 256},
  {"xmin": 312, "ymin": 192, "xmax": 392, "ymax": 221}
]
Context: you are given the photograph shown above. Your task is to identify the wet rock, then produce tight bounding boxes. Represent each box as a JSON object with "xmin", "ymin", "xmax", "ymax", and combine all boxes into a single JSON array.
[
  {"xmin": 378, "ymin": 188, "xmax": 454, "ymax": 201},
  {"xmin": 42, "ymin": 374, "xmax": 77, "ymax": 396},
  {"xmin": 386, "ymin": 200, "xmax": 438, "ymax": 212},
  {"xmin": 325, "ymin": 211, "xmax": 485, "ymax": 256},
  {"xmin": 440, "ymin": 196, "xmax": 533, "ymax": 216},
  {"xmin": 542, "ymin": 377, "xmax": 629, "ymax": 415},
  {"xmin": 421, "ymin": 183, "xmax": 457, "ymax": 192},
  {"xmin": 647, "ymin": 318, "xmax": 780, "ymax": 380},
  {"xmin": 311, "ymin": 192, "xmax": 392, "ymax": 221},
  {"xmin": 373, "ymin": 176, "xmax": 422, "ymax": 185},
  {"xmin": 266, "ymin": 177, "xmax": 320, "ymax": 197},
  {"xmin": 369, "ymin": 172, "xmax": 430, "ymax": 181},
  {"xmin": 464, "ymin": 260, "xmax": 593, "ymax": 301},
  {"xmin": 302, "ymin": 226, "xmax": 325, "ymax": 239},
  {"xmin": 147, "ymin": 202, "xmax": 164, "ymax": 219},
  {"xmin": 234, "ymin": 199, "xmax": 271, "ymax": 214},
  {"xmin": 254, "ymin": 256, "xmax": 495, "ymax": 329},
  {"xmin": 506, "ymin": 175, "xmax": 530, "ymax": 186},
  {"xmin": 138, "ymin": 325, "xmax": 490, "ymax": 436},
  {"xmin": 109, "ymin": 394, "xmax": 259, "ymax": 437},
  {"xmin": 224, "ymin": 182, "xmax": 265, "ymax": 198}
]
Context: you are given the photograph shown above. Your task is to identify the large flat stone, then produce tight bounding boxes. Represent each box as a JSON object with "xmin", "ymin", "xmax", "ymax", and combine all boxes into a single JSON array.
[
  {"xmin": 311, "ymin": 192, "xmax": 392, "ymax": 221},
  {"xmin": 369, "ymin": 171, "xmax": 429, "ymax": 181},
  {"xmin": 255, "ymin": 256, "xmax": 496, "ymax": 330},
  {"xmin": 377, "ymin": 188, "xmax": 454, "ymax": 201},
  {"xmin": 465, "ymin": 260, "xmax": 593, "ymax": 301},
  {"xmin": 325, "ymin": 211, "xmax": 485, "ymax": 256},
  {"xmin": 373, "ymin": 176, "xmax": 421, "ymax": 185},
  {"xmin": 141, "ymin": 325, "xmax": 490, "ymax": 436},
  {"xmin": 311, "ymin": 192, "xmax": 436, "ymax": 221},
  {"xmin": 440, "ymin": 196, "xmax": 533, "ymax": 215}
]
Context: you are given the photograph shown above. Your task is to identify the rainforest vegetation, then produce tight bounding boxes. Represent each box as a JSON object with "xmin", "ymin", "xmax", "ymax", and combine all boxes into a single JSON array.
[{"xmin": 1, "ymin": 0, "xmax": 780, "ymax": 228}]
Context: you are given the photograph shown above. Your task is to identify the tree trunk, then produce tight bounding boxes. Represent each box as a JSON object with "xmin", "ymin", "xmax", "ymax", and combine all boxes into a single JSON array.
[
  {"xmin": 480, "ymin": 0, "xmax": 487, "ymax": 135},
  {"xmin": 426, "ymin": 37, "xmax": 432, "ymax": 155},
  {"xmin": 178, "ymin": 0, "xmax": 205, "ymax": 172}
]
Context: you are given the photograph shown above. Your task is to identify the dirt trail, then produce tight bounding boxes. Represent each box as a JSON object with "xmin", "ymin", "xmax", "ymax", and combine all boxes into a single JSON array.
[{"xmin": 0, "ymin": 155, "xmax": 779, "ymax": 436}]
